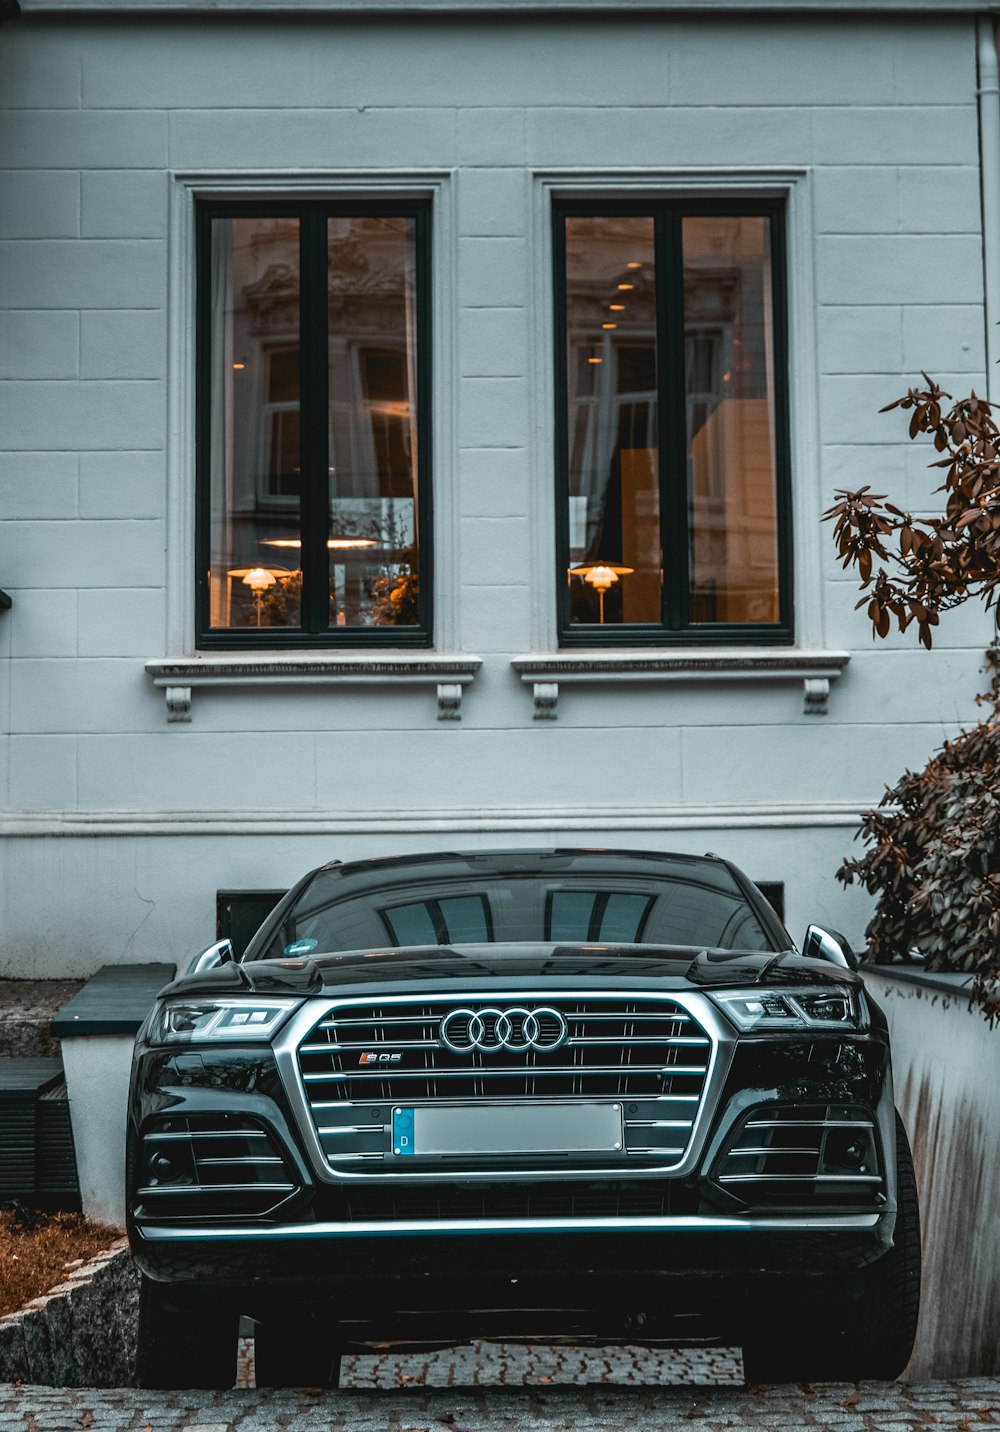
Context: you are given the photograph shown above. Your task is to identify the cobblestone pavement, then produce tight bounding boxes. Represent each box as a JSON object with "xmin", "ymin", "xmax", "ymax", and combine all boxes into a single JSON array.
[{"xmin": 3, "ymin": 1345, "xmax": 1000, "ymax": 1431}]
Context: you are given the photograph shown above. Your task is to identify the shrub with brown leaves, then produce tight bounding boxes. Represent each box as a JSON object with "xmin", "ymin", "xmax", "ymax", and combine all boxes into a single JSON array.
[
  {"xmin": 827, "ymin": 377, "xmax": 1000, "ymax": 1021},
  {"xmin": 838, "ymin": 693, "xmax": 1000, "ymax": 1020}
]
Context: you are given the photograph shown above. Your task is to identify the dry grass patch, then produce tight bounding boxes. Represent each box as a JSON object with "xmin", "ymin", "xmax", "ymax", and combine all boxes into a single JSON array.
[{"xmin": 0, "ymin": 1209, "xmax": 120, "ymax": 1318}]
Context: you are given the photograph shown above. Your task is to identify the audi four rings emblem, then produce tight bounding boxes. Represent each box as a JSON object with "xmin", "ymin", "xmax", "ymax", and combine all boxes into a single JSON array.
[{"xmin": 440, "ymin": 1006, "xmax": 568, "ymax": 1054}]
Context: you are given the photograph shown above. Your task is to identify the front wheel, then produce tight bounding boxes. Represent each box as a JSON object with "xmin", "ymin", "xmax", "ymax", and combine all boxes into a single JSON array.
[
  {"xmin": 135, "ymin": 1275, "xmax": 239, "ymax": 1389},
  {"xmin": 742, "ymin": 1112, "xmax": 921, "ymax": 1384}
]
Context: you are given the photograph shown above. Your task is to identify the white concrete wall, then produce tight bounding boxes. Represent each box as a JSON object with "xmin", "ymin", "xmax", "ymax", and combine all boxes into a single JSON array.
[
  {"xmin": 0, "ymin": 12, "xmax": 995, "ymax": 974},
  {"xmin": 60, "ymin": 1034, "xmax": 134, "ymax": 1226},
  {"xmin": 866, "ymin": 972, "xmax": 1000, "ymax": 1378}
]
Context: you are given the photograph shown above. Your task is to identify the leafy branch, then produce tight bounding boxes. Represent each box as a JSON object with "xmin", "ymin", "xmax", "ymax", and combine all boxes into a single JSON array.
[{"xmin": 823, "ymin": 379, "xmax": 1000, "ymax": 648}]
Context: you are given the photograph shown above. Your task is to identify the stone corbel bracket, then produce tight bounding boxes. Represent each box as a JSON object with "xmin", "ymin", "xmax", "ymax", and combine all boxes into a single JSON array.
[
  {"xmin": 146, "ymin": 655, "xmax": 483, "ymax": 723},
  {"xmin": 511, "ymin": 650, "xmax": 851, "ymax": 720}
]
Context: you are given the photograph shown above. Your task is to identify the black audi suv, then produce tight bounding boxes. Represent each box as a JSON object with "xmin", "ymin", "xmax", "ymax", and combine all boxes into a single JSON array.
[{"xmin": 126, "ymin": 848, "xmax": 919, "ymax": 1388}]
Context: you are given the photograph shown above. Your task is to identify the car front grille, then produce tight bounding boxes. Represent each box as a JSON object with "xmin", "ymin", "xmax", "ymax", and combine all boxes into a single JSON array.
[
  {"xmin": 714, "ymin": 1103, "xmax": 884, "ymax": 1206},
  {"xmin": 295, "ymin": 995, "xmax": 714, "ymax": 1173},
  {"xmin": 135, "ymin": 1113, "xmax": 299, "ymax": 1219}
]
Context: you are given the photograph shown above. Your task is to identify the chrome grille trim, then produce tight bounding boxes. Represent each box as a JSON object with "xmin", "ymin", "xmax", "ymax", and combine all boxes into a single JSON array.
[
  {"xmin": 719, "ymin": 1173, "xmax": 882, "ymax": 1185},
  {"xmin": 273, "ymin": 989, "xmax": 734, "ymax": 1184},
  {"xmin": 144, "ymin": 1129, "xmax": 271, "ymax": 1143},
  {"xmin": 745, "ymin": 1119, "xmax": 876, "ymax": 1130},
  {"xmin": 301, "ymin": 1063, "xmax": 710, "ymax": 1082},
  {"xmin": 137, "ymin": 1182, "xmax": 296, "ymax": 1196}
]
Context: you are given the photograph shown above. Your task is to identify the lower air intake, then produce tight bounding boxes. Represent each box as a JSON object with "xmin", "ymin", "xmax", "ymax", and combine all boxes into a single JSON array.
[
  {"xmin": 135, "ymin": 1113, "xmax": 298, "ymax": 1219},
  {"xmin": 715, "ymin": 1104, "xmax": 884, "ymax": 1206}
]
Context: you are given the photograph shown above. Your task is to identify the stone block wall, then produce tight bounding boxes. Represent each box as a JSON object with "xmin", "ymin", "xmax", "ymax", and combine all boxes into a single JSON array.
[{"xmin": 0, "ymin": 1242, "xmax": 138, "ymax": 1387}]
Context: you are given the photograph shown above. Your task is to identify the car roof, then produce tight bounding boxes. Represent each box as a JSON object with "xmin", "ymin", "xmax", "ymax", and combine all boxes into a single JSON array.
[{"xmin": 316, "ymin": 847, "xmax": 733, "ymax": 878}]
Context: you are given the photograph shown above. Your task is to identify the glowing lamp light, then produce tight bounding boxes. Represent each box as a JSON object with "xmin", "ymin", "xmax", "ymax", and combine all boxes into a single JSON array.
[
  {"xmin": 242, "ymin": 567, "xmax": 276, "ymax": 594},
  {"xmin": 584, "ymin": 565, "xmax": 619, "ymax": 594},
  {"xmin": 241, "ymin": 567, "xmax": 277, "ymax": 627},
  {"xmin": 569, "ymin": 563, "xmax": 635, "ymax": 624}
]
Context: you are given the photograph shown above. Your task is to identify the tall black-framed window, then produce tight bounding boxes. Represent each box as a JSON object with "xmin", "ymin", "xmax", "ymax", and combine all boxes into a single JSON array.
[
  {"xmin": 196, "ymin": 201, "xmax": 432, "ymax": 648},
  {"xmin": 554, "ymin": 200, "xmax": 792, "ymax": 645}
]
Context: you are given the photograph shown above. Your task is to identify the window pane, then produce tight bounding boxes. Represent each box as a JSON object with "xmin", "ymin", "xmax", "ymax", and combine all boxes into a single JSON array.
[
  {"xmin": 564, "ymin": 217, "xmax": 660, "ymax": 626},
  {"xmin": 327, "ymin": 216, "xmax": 420, "ymax": 628},
  {"xmin": 208, "ymin": 217, "xmax": 302, "ymax": 630},
  {"xmin": 683, "ymin": 216, "xmax": 780, "ymax": 625}
]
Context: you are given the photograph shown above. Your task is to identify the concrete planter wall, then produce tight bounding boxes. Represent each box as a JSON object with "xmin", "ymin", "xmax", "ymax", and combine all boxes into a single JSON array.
[
  {"xmin": 0, "ymin": 1240, "xmax": 138, "ymax": 1387},
  {"xmin": 865, "ymin": 968, "xmax": 1000, "ymax": 1380}
]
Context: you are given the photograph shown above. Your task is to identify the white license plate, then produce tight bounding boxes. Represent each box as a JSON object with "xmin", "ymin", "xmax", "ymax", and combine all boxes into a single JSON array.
[{"xmin": 391, "ymin": 1102, "xmax": 624, "ymax": 1157}]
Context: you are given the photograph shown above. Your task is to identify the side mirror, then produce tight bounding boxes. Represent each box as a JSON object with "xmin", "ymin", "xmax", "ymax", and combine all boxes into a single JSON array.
[
  {"xmin": 802, "ymin": 924, "xmax": 859, "ymax": 971},
  {"xmin": 185, "ymin": 939, "xmax": 234, "ymax": 976}
]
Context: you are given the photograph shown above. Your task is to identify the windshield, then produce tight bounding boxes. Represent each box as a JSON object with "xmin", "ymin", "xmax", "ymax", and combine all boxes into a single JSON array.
[{"xmin": 255, "ymin": 852, "xmax": 776, "ymax": 959}]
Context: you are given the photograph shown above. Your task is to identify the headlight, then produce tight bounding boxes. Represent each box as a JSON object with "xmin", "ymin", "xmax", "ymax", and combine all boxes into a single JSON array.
[
  {"xmin": 147, "ymin": 997, "xmax": 301, "ymax": 1046},
  {"xmin": 711, "ymin": 987, "xmax": 865, "ymax": 1031}
]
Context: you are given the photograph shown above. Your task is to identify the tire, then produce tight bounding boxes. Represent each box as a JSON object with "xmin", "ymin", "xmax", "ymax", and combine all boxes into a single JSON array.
[
  {"xmin": 742, "ymin": 1112, "xmax": 921, "ymax": 1385},
  {"xmin": 135, "ymin": 1275, "xmax": 239, "ymax": 1390},
  {"xmin": 253, "ymin": 1312, "xmax": 342, "ymax": 1388}
]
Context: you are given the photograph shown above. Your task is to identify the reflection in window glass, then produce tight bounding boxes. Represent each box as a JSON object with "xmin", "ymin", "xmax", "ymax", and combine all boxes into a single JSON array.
[
  {"xmin": 601, "ymin": 893, "xmax": 654, "ymax": 942},
  {"xmin": 548, "ymin": 891, "xmax": 653, "ymax": 942},
  {"xmin": 208, "ymin": 217, "xmax": 302, "ymax": 629},
  {"xmin": 203, "ymin": 209, "xmax": 424, "ymax": 637},
  {"xmin": 383, "ymin": 896, "xmax": 491, "ymax": 946},
  {"xmin": 260, "ymin": 862, "xmax": 772, "ymax": 958},
  {"xmin": 558, "ymin": 205, "xmax": 787, "ymax": 640},
  {"xmin": 564, "ymin": 217, "xmax": 660, "ymax": 626},
  {"xmin": 327, "ymin": 217, "xmax": 420, "ymax": 628},
  {"xmin": 683, "ymin": 216, "xmax": 780, "ymax": 624},
  {"xmin": 548, "ymin": 891, "xmax": 598, "ymax": 942}
]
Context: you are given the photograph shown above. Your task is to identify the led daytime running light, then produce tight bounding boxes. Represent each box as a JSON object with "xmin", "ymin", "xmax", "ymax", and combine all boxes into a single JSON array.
[
  {"xmin": 149, "ymin": 997, "xmax": 301, "ymax": 1046},
  {"xmin": 711, "ymin": 987, "xmax": 862, "ymax": 1031}
]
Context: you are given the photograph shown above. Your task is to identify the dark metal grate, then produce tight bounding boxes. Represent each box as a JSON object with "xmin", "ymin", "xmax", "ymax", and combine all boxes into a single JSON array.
[{"xmin": 331, "ymin": 1178, "xmax": 681, "ymax": 1223}]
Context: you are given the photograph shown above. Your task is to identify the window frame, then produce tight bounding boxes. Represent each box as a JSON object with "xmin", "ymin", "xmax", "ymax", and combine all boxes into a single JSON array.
[
  {"xmin": 552, "ymin": 196, "xmax": 794, "ymax": 648},
  {"xmin": 194, "ymin": 197, "xmax": 434, "ymax": 650}
]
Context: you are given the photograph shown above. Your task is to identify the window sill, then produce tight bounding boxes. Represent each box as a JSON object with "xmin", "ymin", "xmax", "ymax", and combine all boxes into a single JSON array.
[
  {"xmin": 145, "ymin": 654, "xmax": 483, "ymax": 723},
  {"xmin": 510, "ymin": 649, "xmax": 851, "ymax": 719}
]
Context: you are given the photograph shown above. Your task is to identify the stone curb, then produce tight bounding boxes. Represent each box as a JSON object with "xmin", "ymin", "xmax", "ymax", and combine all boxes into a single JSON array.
[{"xmin": 0, "ymin": 1239, "xmax": 138, "ymax": 1387}]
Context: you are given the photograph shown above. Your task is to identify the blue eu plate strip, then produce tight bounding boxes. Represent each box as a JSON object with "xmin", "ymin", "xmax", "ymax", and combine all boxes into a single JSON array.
[{"xmin": 392, "ymin": 1107, "xmax": 415, "ymax": 1156}]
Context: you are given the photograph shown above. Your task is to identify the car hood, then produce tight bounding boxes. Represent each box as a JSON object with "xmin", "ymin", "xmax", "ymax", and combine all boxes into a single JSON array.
[{"xmin": 160, "ymin": 941, "xmax": 860, "ymax": 1000}]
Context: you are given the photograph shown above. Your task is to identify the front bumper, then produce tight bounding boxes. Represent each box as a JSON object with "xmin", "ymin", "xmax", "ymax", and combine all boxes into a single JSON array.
[{"xmin": 131, "ymin": 1211, "xmax": 893, "ymax": 1342}]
